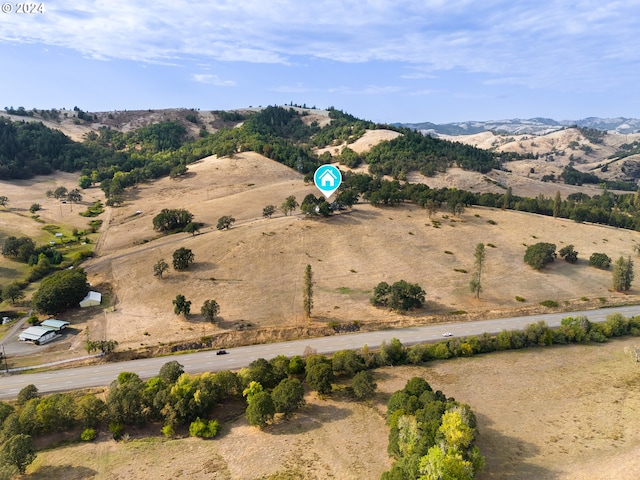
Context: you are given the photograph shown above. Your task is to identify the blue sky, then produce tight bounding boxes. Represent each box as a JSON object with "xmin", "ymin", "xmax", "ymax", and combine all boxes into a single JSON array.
[{"xmin": 1, "ymin": 1, "xmax": 639, "ymax": 123}]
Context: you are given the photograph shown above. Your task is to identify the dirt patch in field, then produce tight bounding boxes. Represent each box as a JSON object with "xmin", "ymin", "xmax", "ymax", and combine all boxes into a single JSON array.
[{"xmin": 27, "ymin": 337, "xmax": 640, "ymax": 479}]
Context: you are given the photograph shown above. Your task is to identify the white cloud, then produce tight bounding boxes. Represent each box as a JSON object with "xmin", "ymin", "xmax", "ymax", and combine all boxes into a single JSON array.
[
  {"xmin": 191, "ymin": 74, "xmax": 236, "ymax": 87},
  {"xmin": 1, "ymin": 0, "xmax": 638, "ymax": 90}
]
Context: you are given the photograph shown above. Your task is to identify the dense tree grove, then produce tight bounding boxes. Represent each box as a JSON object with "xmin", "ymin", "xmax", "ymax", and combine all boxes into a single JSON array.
[
  {"xmin": 0, "ymin": 117, "xmax": 78, "ymax": 179},
  {"xmin": 365, "ymin": 128, "xmax": 497, "ymax": 179},
  {"xmin": 381, "ymin": 378, "xmax": 484, "ymax": 479},
  {"xmin": 31, "ymin": 268, "xmax": 89, "ymax": 315}
]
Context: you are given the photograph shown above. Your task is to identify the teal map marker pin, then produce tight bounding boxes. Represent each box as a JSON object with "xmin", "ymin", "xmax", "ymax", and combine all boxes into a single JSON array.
[{"xmin": 313, "ymin": 165, "xmax": 342, "ymax": 200}]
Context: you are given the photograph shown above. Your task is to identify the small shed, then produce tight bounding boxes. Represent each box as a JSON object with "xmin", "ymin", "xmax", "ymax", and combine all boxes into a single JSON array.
[
  {"xmin": 79, "ymin": 291, "xmax": 102, "ymax": 308},
  {"xmin": 19, "ymin": 326, "xmax": 57, "ymax": 344},
  {"xmin": 41, "ymin": 319, "xmax": 70, "ymax": 331}
]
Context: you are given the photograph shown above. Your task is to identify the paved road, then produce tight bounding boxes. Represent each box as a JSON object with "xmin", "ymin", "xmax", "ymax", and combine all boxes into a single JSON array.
[{"xmin": 1, "ymin": 304, "xmax": 639, "ymax": 400}]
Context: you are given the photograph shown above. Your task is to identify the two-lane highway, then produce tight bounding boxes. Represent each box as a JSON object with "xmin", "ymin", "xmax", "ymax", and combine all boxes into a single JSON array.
[{"xmin": 1, "ymin": 305, "xmax": 638, "ymax": 400}]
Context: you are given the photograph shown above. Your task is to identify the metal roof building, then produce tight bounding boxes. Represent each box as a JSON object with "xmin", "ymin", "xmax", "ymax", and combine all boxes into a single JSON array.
[
  {"xmin": 40, "ymin": 319, "xmax": 70, "ymax": 331},
  {"xmin": 79, "ymin": 291, "xmax": 102, "ymax": 308},
  {"xmin": 18, "ymin": 326, "xmax": 57, "ymax": 344}
]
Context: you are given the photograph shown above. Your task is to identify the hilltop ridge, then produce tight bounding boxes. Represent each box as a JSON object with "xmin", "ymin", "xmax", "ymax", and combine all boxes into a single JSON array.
[{"xmin": 398, "ymin": 116, "xmax": 640, "ymax": 136}]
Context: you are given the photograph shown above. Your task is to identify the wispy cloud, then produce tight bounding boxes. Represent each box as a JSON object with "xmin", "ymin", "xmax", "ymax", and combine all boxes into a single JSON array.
[
  {"xmin": 191, "ymin": 74, "xmax": 236, "ymax": 87},
  {"xmin": 1, "ymin": 0, "xmax": 638, "ymax": 91}
]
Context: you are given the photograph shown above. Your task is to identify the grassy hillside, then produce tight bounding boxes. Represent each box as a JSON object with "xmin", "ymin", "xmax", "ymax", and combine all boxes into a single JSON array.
[{"xmin": 76, "ymin": 151, "xmax": 640, "ymax": 351}]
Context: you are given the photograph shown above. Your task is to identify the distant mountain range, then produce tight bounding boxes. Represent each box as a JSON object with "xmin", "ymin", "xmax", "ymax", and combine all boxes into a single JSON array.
[{"xmin": 397, "ymin": 117, "xmax": 640, "ymax": 136}]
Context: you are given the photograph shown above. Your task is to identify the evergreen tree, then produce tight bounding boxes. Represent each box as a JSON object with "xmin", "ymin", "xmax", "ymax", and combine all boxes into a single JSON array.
[
  {"xmin": 303, "ymin": 264, "xmax": 314, "ymax": 319},
  {"xmin": 612, "ymin": 256, "xmax": 634, "ymax": 291},
  {"xmin": 469, "ymin": 243, "xmax": 485, "ymax": 299}
]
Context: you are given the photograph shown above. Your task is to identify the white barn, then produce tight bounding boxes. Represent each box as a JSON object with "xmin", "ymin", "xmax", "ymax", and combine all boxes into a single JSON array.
[
  {"xmin": 79, "ymin": 291, "xmax": 102, "ymax": 308},
  {"xmin": 19, "ymin": 326, "xmax": 57, "ymax": 344},
  {"xmin": 40, "ymin": 319, "xmax": 70, "ymax": 331}
]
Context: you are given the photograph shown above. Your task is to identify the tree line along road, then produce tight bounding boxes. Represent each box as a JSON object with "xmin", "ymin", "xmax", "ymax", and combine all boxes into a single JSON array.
[{"xmin": 1, "ymin": 305, "xmax": 639, "ymax": 400}]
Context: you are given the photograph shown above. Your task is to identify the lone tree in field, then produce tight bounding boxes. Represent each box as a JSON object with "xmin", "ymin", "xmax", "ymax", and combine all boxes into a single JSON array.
[
  {"xmin": 201, "ymin": 299, "xmax": 220, "ymax": 323},
  {"xmin": 53, "ymin": 186, "xmax": 68, "ymax": 199},
  {"xmin": 216, "ymin": 215, "xmax": 235, "ymax": 230},
  {"xmin": 469, "ymin": 242, "xmax": 485, "ymax": 299},
  {"xmin": 153, "ymin": 259, "xmax": 169, "ymax": 278},
  {"xmin": 3, "ymin": 283, "xmax": 25, "ymax": 305},
  {"xmin": 589, "ymin": 252, "xmax": 611, "ymax": 269},
  {"xmin": 0, "ymin": 196, "xmax": 8, "ymax": 207},
  {"xmin": 173, "ymin": 294, "xmax": 191, "ymax": 316},
  {"xmin": 153, "ymin": 208, "xmax": 194, "ymax": 232},
  {"xmin": 280, "ymin": 195, "xmax": 298, "ymax": 216},
  {"xmin": 371, "ymin": 280, "xmax": 425, "ymax": 312},
  {"xmin": 559, "ymin": 245, "xmax": 578, "ymax": 263},
  {"xmin": 172, "ymin": 247, "xmax": 194, "ymax": 270},
  {"xmin": 612, "ymin": 256, "xmax": 634, "ymax": 292},
  {"xmin": 303, "ymin": 264, "xmax": 314, "ymax": 319},
  {"xmin": 67, "ymin": 188, "xmax": 83, "ymax": 204},
  {"xmin": 524, "ymin": 242, "xmax": 556, "ymax": 270},
  {"xmin": 262, "ymin": 205, "xmax": 276, "ymax": 218},
  {"xmin": 184, "ymin": 222, "xmax": 200, "ymax": 236}
]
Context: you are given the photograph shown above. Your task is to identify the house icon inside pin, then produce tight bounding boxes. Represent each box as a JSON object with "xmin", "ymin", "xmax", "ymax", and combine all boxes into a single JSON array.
[{"xmin": 319, "ymin": 169, "xmax": 337, "ymax": 187}]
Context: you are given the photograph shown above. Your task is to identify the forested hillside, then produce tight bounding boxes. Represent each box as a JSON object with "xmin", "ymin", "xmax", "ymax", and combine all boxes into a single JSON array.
[{"xmin": 0, "ymin": 106, "xmax": 497, "ymax": 189}]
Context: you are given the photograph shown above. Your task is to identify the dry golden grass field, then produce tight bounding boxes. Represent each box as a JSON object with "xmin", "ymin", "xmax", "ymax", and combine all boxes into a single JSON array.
[
  {"xmin": 85, "ymin": 151, "xmax": 640, "ymax": 351},
  {"xmin": 2, "ymin": 119, "xmax": 640, "ymax": 478},
  {"xmin": 3, "ymin": 150, "xmax": 640, "ymax": 357},
  {"xmin": 23, "ymin": 336, "xmax": 640, "ymax": 479}
]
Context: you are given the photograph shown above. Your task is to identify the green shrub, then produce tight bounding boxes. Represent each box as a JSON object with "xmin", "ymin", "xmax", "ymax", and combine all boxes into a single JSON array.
[
  {"xmin": 539, "ymin": 300, "xmax": 559, "ymax": 308},
  {"xmin": 161, "ymin": 424, "xmax": 175, "ymax": 438},
  {"xmin": 515, "ymin": 296, "xmax": 526, "ymax": 302},
  {"xmin": 80, "ymin": 428, "xmax": 96, "ymax": 441},
  {"xmin": 109, "ymin": 422, "xmax": 123, "ymax": 440},
  {"xmin": 189, "ymin": 417, "xmax": 220, "ymax": 438}
]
